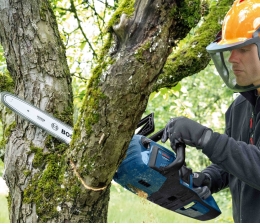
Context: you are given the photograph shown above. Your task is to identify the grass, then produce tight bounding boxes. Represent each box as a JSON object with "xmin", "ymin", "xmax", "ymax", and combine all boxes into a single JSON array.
[
  {"xmin": 108, "ymin": 182, "xmax": 200, "ymax": 223},
  {"xmin": 108, "ymin": 182, "xmax": 232, "ymax": 223},
  {"xmin": 0, "ymin": 194, "xmax": 9, "ymax": 223},
  {"xmin": 0, "ymin": 160, "xmax": 9, "ymax": 223},
  {"xmin": 0, "ymin": 160, "xmax": 4, "ymax": 177}
]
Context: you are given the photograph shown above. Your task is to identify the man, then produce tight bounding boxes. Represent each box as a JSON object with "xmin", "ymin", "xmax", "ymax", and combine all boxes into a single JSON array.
[{"xmin": 161, "ymin": 0, "xmax": 260, "ymax": 222}]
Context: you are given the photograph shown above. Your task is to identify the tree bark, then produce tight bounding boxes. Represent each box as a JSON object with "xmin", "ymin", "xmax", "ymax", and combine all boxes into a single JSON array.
[{"xmin": 0, "ymin": 0, "xmax": 73, "ymax": 222}]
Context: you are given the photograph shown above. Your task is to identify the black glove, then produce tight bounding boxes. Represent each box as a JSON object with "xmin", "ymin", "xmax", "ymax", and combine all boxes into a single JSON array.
[
  {"xmin": 193, "ymin": 172, "xmax": 211, "ymax": 188},
  {"xmin": 192, "ymin": 172, "xmax": 212, "ymax": 200},
  {"xmin": 161, "ymin": 117, "xmax": 213, "ymax": 150},
  {"xmin": 193, "ymin": 186, "xmax": 211, "ymax": 200}
]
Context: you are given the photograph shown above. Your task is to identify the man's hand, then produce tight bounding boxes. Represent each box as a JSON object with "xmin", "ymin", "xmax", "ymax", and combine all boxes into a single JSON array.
[
  {"xmin": 192, "ymin": 172, "xmax": 212, "ymax": 199},
  {"xmin": 161, "ymin": 117, "xmax": 213, "ymax": 150},
  {"xmin": 193, "ymin": 172, "xmax": 211, "ymax": 188},
  {"xmin": 193, "ymin": 186, "xmax": 212, "ymax": 200}
]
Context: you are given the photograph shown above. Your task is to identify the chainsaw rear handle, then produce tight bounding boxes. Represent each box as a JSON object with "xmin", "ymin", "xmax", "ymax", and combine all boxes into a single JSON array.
[
  {"xmin": 147, "ymin": 128, "xmax": 186, "ymax": 173},
  {"xmin": 149, "ymin": 128, "xmax": 165, "ymax": 142},
  {"xmin": 159, "ymin": 142, "xmax": 185, "ymax": 173},
  {"xmin": 148, "ymin": 139, "xmax": 185, "ymax": 174}
]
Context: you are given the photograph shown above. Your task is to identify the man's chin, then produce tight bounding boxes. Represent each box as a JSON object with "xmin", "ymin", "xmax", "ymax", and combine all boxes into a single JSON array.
[{"xmin": 235, "ymin": 79, "xmax": 251, "ymax": 87}]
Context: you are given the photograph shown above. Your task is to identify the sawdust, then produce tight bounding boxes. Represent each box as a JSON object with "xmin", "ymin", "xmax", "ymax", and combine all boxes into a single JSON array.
[{"xmin": 127, "ymin": 184, "xmax": 148, "ymax": 199}]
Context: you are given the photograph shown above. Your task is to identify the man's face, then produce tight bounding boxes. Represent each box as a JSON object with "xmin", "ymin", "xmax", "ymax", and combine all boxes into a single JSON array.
[{"xmin": 228, "ymin": 44, "xmax": 260, "ymax": 86}]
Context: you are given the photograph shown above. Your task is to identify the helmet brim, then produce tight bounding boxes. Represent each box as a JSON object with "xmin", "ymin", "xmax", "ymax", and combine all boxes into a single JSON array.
[{"xmin": 206, "ymin": 36, "xmax": 260, "ymax": 53}]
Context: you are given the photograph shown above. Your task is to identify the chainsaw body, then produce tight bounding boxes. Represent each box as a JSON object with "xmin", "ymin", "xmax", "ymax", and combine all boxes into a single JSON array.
[{"xmin": 113, "ymin": 135, "xmax": 221, "ymax": 221}]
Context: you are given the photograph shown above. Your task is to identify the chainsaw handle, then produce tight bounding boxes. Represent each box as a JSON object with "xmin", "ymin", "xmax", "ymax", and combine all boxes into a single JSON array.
[
  {"xmin": 160, "ymin": 142, "xmax": 185, "ymax": 173},
  {"xmin": 149, "ymin": 128, "xmax": 164, "ymax": 142}
]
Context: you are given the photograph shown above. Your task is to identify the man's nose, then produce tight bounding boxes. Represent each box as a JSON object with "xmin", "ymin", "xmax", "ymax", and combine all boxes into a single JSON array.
[{"xmin": 228, "ymin": 50, "xmax": 239, "ymax": 63}]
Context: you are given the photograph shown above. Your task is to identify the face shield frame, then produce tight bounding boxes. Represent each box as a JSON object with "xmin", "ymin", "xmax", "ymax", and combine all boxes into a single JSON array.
[{"xmin": 206, "ymin": 28, "xmax": 260, "ymax": 92}]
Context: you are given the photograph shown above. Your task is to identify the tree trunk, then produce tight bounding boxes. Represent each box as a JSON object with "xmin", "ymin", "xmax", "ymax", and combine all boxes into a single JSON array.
[
  {"xmin": 65, "ymin": 0, "xmax": 202, "ymax": 222},
  {"xmin": 0, "ymin": 0, "xmax": 73, "ymax": 222}
]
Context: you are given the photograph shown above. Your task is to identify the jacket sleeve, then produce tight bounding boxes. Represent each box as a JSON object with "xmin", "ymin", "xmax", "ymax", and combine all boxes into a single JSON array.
[
  {"xmin": 202, "ymin": 131, "xmax": 260, "ymax": 191},
  {"xmin": 200, "ymin": 102, "xmax": 234, "ymax": 194},
  {"xmin": 202, "ymin": 164, "xmax": 229, "ymax": 194},
  {"xmin": 202, "ymin": 97, "xmax": 260, "ymax": 191}
]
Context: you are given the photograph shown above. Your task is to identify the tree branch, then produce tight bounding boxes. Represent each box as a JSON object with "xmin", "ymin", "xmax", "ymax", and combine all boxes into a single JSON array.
[
  {"xmin": 69, "ymin": 0, "xmax": 97, "ymax": 59},
  {"xmin": 154, "ymin": 0, "xmax": 233, "ymax": 91}
]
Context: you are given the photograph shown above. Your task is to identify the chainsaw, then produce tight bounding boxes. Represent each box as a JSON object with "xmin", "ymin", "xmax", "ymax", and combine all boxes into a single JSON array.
[{"xmin": 0, "ymin": 92, "xmax": 221, "ymax": 221}]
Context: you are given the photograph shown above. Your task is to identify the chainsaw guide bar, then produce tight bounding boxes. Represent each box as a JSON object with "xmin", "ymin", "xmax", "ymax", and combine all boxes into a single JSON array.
[{"xmin": 1, "ymin": 92, "xmax": 72, "ymax": 144}]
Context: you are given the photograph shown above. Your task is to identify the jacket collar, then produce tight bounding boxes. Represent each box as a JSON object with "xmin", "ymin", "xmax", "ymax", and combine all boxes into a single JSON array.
[
  {"xmin": 241, "ymin": 90, "xmax": 260, "ymax": 113},
  {"xmin": 241, "ymin": 90, "xmax": 257, "ymax": 106}
]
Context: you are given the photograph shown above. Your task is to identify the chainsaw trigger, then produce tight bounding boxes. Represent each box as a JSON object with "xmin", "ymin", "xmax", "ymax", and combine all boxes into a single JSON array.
[{"xmin": 141, "ymin": 136, "xmax": 151, "ymax": 149}]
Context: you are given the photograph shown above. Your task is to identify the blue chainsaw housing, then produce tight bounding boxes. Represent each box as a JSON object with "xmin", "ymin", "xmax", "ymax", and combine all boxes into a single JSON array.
[{"xmin": 113, "ymin": 135, "xmax": 221, "ymax": 221}]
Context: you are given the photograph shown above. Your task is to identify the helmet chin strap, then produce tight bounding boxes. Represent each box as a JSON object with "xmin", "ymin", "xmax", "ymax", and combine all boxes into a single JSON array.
[
  {"xmin": 255, "ymin": 42, "xmax": 260, "ymax": 60},
  {"xmin": 252, "ymin": 28, "xmax": 260, "ymax": 59}
]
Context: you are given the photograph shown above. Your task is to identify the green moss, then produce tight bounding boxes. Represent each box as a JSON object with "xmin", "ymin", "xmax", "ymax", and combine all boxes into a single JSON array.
[
  {"xmin": 167, "ymin": 0, "xmax": 201, "ymax": 32},
  {"xmin": 85, "ymin": 90, "xmax": 104, "ymax": 133},
  {"xmin": 73, "ymin": 87, "xmax": 106, "ymax": 142},
  {"xmin": 23, "ymin": 170, "xmax": 32, "ymax": 177},
  {"xmin": 106, "ymin": 0, "xmax": 135, "ymax": 30},
  {"xmin": 3, "ymin": 121, "xmax": 15, "ymax": 138},
  {"xmin": 54, "ymin": 105, "xmax": 74, "ymax": 127},
  {"xmin": 134, "ymin": 41, "xmax": 152, "ymax": 63},
  {"xmin": 67, "ymin": 184, "xmax": 81, "ymax": 198},
  {"xmin": 96, "ymin": 0, "xmax": 135, "ymax": 65},
  {"xmin": 30, "ymin": 145, "xmax": 46, "ymax": 169},
  {"xmin": 177, "ymin": 0, "xmax": 201, "ymax": 28},
  {"xmin": 71, "ymin": 57, "xmax": 109, "ymax": 145},
  {"xmin": 0, "ymin": 121, "xmax": 16, "ymax": 161},
  {"xmin": 39, "ymin": 0, "xmax": 48, "ymax": 21},
  {"xmin": 23, "ymin": 142, "xmax": 68, "ymax": 222},
  {"xmin": 0, "ymin": 71, "xmax": 14, "ymax": 93}
]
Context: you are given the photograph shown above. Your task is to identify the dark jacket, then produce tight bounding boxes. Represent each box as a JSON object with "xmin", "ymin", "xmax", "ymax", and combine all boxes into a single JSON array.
[{"xmin": 202, "ymin": 90, "xmax": 260, "ymax": 223}]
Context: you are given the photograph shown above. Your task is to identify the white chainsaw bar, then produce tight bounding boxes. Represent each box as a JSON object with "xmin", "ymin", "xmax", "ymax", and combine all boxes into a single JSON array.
[{"xmin": 0, "ymin": 92, "xmax": 72, "ymax": 144}]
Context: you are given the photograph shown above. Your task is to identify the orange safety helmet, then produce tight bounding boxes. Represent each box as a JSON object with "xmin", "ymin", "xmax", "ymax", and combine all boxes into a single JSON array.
[
  {"xmin": 219, "ymin": 0, "xmax": 260, "ymax": 45},
  {"xmin": 206, "ymin": 0, "xmax": 260, "ymax": 92}
]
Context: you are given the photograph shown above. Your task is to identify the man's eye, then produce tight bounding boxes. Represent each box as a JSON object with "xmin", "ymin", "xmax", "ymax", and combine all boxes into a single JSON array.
[{"xmin": 238, "ymin": 48, "xmax": 248, "ymax": 53}]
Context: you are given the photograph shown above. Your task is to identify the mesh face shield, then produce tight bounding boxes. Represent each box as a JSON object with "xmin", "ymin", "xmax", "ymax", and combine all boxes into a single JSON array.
[
  {"xmin": 206, "ymin": 33, "xmax": 260, "ymax": 92},
  {"xmin": 205, "ymin": 0, "xmax": 260, "ymax": 92}
]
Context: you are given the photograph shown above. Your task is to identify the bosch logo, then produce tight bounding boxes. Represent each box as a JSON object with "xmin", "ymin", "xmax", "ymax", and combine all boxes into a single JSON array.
[
  {"xmin": 61, "ymin": 129, "xmax": 72, "ymax": 138},
  {"xmin": 51, "ymin": 123, "xmax": 59, "ymax": 131}
]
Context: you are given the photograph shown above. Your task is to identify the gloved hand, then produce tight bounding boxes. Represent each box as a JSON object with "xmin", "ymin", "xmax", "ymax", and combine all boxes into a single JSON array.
[
  {"xmin": 193, "ymin": 186, "xmax": 211, "ymax": 200},
  {"xmin": 193, "ymin": 172, "xmax": 211, "ymax": 188},
  {"xmin": 161, "ymin": 117, "xmax": 213, "ymax": 150},
  {"xmin": 192, "ymin": 172, "xmax": 212, "ymax": 200}
]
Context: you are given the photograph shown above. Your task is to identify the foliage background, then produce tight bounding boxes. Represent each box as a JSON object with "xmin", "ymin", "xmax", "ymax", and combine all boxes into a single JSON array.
[{"xmin": 0, "ymin": 0, "xmax": 234, "ymax": 222}]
